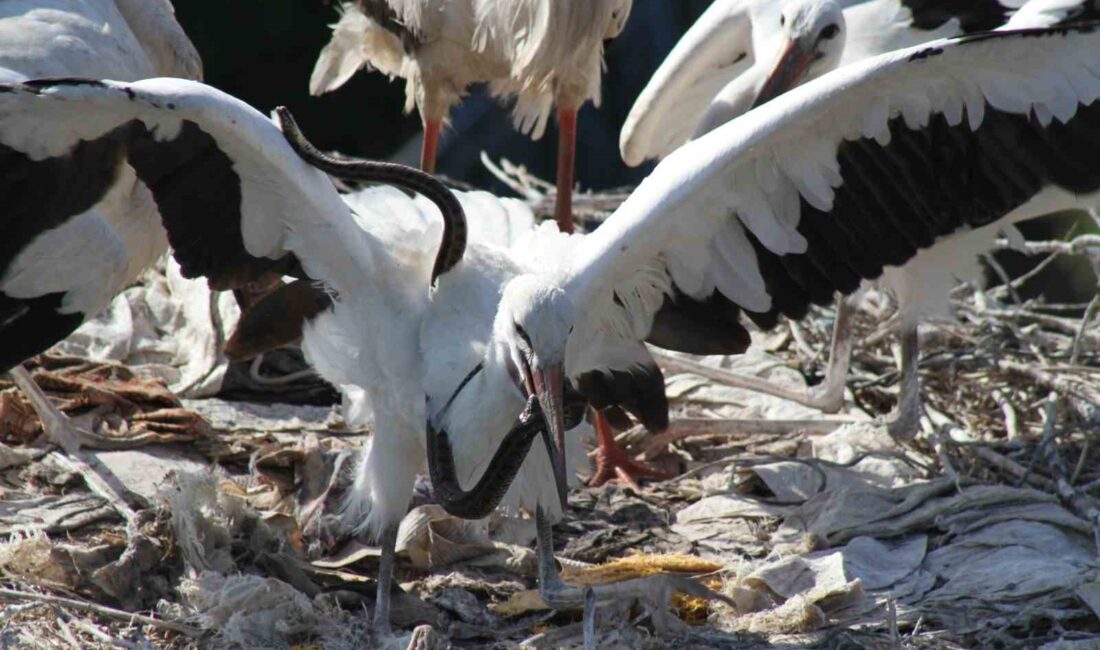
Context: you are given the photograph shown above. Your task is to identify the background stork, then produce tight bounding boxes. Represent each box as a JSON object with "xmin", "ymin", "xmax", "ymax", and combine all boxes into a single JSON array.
[
  {"xmin": 311, "ymin": 0, "xmax": 631, "ymax": 232},
  {"xmin": 620, "ymin": 0, "xmax": 1027, "ymax": 167},
  {"xmin": 0, "ymin": 0, "xmax": 201, "ymax": 515},
  {"xmin": 618, "ymin": 0, "xmax": 1100, "ymax": 437}
]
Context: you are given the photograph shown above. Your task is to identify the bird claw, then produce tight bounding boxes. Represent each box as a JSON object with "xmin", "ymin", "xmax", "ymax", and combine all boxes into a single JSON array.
[{"xmin": 588, "ymin": 442, "xmax": 674, "ymax": 491}]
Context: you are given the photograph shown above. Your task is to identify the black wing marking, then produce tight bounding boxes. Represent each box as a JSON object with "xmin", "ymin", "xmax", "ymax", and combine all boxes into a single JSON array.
[
  {"xmin": 0, "ymin": 124, "xmax": 131, "ymax": 281},
  {"xmin": 647, "ymin": 286, "xmax": 752, "ymax": 355},
  {"xmin": 745, "ymin": 99, "xmax": 1100, "ymax": 326},
  {"xmin": 127, "ymin": 120, "xmax": 303, "ymax": 291},
  {"xmin": 576, "ymin": 362, "xmax": 669, "ymax": 433},
  {"xmin": 899, "ymin": 0, "xmax": 1016, "ymax": 32},
  {"xmin": 0, "ymin": 294, "xmax": 84, "ymax": 373}
]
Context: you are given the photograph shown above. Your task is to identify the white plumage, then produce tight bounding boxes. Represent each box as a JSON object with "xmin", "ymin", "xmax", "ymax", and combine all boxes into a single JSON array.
[
  {"xmin": 312, "ymin": 0, "xmax": 629, "ymax": 138},
  {"xmin": 0, "ymin": 0, "xmax": 200, "ymax": 82},
  {"xmin": 0, "ymin": 0, "xmax": 200, "ymax": 321},
  {"xmin": 311, "ymin": 0, "xmax": 631, "ymax": 229}
]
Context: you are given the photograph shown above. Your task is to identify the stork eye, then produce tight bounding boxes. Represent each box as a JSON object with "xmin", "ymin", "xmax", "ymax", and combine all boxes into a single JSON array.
[
  {"xmin": 820, "ymin": 24, "xmax": 839, "ymax": 40},
  {"xmin": 779, "ymin": 14, "xmax": 786, "ymax": 27}
]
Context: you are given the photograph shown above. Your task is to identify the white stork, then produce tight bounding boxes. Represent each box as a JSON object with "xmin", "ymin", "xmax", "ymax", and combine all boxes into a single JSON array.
[
  {"xmin": 310, "ymin": 0, "xmax": 632, "ymax": 230},
  {"xmin": 6, "ymin": 21, "xmax": 1098, "ymax": 637},
  {"xmin": 0, "ymin": 0, "xmax": 200, "ymax": 510},
  {"xmin": 620, "ymin": 0, "xmax": 1028, "ymax": 167},
  {"xmin": 618, "ymin": 0, "xmax": 1100, "ymax": 436}
]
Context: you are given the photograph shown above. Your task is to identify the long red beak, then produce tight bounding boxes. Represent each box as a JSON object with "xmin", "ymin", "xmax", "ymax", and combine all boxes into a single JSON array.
[
  {"xmin": 532, "ymin": 362, "xmax": 569, "ymax": 510},
  {"xmin": 752, "ymin": 39, "xmax": 817, "ymax": 109}
]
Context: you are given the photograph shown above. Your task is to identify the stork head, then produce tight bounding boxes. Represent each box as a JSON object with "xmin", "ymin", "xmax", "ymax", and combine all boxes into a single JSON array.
[
  {"xmin": 752, "ymin": 0, "xmax": 845, "ymax": 108},
  {"xmin": 605, "ymin": 0, "xmax": 633, "ymax": 39},
  {"xmin": 494, "ymin": 274, "xmax": 576, "ymax": 508}
]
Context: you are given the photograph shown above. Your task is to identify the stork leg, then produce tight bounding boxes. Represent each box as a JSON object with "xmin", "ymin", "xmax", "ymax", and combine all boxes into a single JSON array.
[
  {"xmin": 587, "ymin": 411, "xmax": 672, "ymax": 490},
  {"xmin": 649, "ymin": 295, "xmax": 856, "ymax": 414},
  {"xmin": 808, "ymin": 295, "xmax": 856, "ymax": 413},
  {"xmin": 554, "ymin": 105, "xmax": 578, "ymax": 234},
  {"xmin": 420, "ymin": 117, "xmax": 442, "ymax": 175},
  {"xmin": 535, "ymin": 506, "xmax": 735, "ymax": 635},
  {"xmin": 7, "ymin": 366, "xmax": 136, "ymax": 523},
  {"xmin": 885, "ymin": 324, "xmax": 922, "ymax": 441},
  {"xmin": 372, "ymin": 522, "xmax": 401, "ymax": 637}
]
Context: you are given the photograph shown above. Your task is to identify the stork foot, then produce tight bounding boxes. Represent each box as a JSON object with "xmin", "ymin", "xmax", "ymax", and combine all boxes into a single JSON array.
[
  {"xmin": 8, "ymin": 366, "xmax": 136, "ymax": 524},
  {"xmin": 588, "ymin": 443, "xmax": 674, "ymax": 491},
  {"xmin": 884, "ymin": 403, "xmax": 922, "ymax": 441},
  {"xmin": 588, "ymin": 413, "xmax": 672, "ymax": 490}
]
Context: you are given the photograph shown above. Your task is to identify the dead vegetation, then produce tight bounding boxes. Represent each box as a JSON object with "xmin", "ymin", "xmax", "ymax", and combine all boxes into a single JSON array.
[{"xmin": 1, "ymin": 178, "xmax": 1098, "ymax": 649}]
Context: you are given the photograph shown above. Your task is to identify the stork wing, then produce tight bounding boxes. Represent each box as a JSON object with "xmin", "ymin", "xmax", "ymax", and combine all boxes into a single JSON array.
[
  {"xmin": 1003, "ymin": 0, "xmax": 1100, "ymax": 28},
  {"xmin": 568, "ymin": 25, "xmax": 1100, "ymax": 375},
  {"xmin": 619, "ymin": 0, "xmax": 756, "ymax": 166},
  {"xmin": 0, "ymin": 77, "xmax": 432, "ymax": 390}
]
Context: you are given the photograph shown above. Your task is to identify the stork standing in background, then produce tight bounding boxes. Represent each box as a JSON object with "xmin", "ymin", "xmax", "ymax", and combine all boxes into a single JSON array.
[
  {"xmin": 621, "ymin": 0, "xmax": 1026, "ymax": 166},
  {"xmin": 0, "ymin": 0, "xmax": 201, "ymax": 516},
  {"xmin": 310, "ymin": 0, "xmax": 631, "ymax": 230},
  {"xmin": 619, "ymin": 0, "xmax": 1098, "ymax": 437}
]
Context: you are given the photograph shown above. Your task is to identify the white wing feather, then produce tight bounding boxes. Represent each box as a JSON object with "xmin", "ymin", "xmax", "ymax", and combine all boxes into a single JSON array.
[
  {"xmin": 619, "ymin": 0, "xmax": 755, "ymax": 166},
  {"xmin": 310, "ymin": 2, "xmax": 407, "ymax": 96}
]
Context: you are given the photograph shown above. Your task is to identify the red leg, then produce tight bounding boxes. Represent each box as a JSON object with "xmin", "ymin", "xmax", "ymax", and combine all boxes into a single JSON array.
[
  {"xmin": 420, "ymin": 117, "xmax": 442, "ymax": 174},
  {"xmin": 587, "ymin": 411, "xmax": 674, "ymax": 490},
  {"xmin": 554, "ymin": 106, "xmax": 578, "ymax": 234}
]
